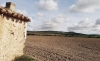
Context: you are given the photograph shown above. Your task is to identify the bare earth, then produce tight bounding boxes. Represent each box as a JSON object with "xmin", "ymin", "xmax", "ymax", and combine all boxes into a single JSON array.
[{"xmin": 24, "ymin": 36, "xmax": 100, "ymax": 61}]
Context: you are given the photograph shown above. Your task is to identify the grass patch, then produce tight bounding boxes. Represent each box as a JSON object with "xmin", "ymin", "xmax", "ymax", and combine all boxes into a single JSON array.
[{"xmin": 14, "ymin": 55, "xmax": 37, "ymax": 61}]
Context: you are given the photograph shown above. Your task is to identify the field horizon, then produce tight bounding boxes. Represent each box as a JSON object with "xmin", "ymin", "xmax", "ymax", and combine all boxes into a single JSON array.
[{"xmin": 27, "ymin": 31, "xmax": 100, "ymax": 38}]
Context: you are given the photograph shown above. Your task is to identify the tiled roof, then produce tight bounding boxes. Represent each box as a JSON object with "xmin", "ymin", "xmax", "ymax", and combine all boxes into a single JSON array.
[{"xmin": 0, "ymin": 6, "xmax": 30, "ymax": 22}]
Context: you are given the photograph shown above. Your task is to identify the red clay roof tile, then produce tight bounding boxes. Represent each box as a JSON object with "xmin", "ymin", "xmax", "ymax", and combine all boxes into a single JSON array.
[{"xmin": 0, "ymin": 6, "xmax": 30, "ymax": 22}]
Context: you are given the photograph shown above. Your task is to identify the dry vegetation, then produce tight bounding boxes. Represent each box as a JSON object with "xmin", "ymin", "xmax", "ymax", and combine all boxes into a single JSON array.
[{"xmin": 24, "ymin": 36, "xmax": 100, "ymax": 61}]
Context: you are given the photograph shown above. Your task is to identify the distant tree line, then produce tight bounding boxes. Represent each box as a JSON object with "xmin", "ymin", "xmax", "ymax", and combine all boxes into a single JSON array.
[{"xmin": 27, "ymin": 31, "xmax": 100, "ymax": 38}]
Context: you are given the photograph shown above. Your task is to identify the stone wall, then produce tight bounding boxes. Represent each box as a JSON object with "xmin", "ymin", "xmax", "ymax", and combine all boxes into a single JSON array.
[{"xmin": 0, "ymin": 14, "xmax": 26, "ymax": 61}]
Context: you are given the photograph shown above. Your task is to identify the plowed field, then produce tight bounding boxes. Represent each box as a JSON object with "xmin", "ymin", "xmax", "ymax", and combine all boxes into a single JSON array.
[{"xmin": 24, "ymin": 36, "xmax": 100, "ymax": 61}]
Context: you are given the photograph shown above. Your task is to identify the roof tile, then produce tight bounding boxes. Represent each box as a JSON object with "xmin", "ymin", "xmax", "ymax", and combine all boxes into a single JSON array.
[{"xmin": 0, "ymin": 6, "xmax": 30, "ymax": 22}]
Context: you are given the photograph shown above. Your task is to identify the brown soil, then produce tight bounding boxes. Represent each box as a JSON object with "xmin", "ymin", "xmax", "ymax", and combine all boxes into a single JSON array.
[{"xmin": 24, "ymin": 36, "xmax": 100, "ymax": 61}]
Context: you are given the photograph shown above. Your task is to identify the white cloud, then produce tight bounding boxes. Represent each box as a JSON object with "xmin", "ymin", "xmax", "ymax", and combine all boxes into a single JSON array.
[
  {"xmin": 0, "ymin": 3, "xmax": 5, "ymax": 7},
  {"xmin": 67, "ymin": 18, "xmax": 100, "ymax": 34},
  {"xmin": 92, "ymin": 19, "xmax": 100, "ymax": 32},
  {"xmin": 27, "ymin": 17, "xmax": 34, "ymax": 31},
  {"xmin": 37, "ymin": 12, "xmax": 44, "ymax": 17},
  {"xmin": 36, "ymin": 0, "xmax": 58, "ymax": 11},
  {"xmin": 16, "ymin": 9, "xmax": 28, "ymax": 16},
  {"xmin": 95, "ymin": 19, "xmax": 100, "ymax": 25},
  {"xmin": 92, "ymin": 25, "xmax": 100, "ymax": 31},
  {"xmin": 69, "ymin": 0, "xmax": 100, "ymax": 13},
  {"xmin": 51, "ymin": 14, "xmax": 67, "ymax": 23},
  {"xmin": 68, "ymin": 18, "xmax": 94, "ymax": 31},
  {"xmin": 40, "ymin": 14, "xmax": 68, "ymax": 31}
]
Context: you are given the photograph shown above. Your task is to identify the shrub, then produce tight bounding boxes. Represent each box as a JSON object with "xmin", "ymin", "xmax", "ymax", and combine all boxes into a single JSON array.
[{"xmin": 14, "ymin": 55, "xmax": 37, "ymax": 61}]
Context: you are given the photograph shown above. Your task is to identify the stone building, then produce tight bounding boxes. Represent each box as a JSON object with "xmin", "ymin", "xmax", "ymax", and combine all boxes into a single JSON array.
[{"xmin": 0, "ymin": 2, "xmax": 30, "ymax": 61}]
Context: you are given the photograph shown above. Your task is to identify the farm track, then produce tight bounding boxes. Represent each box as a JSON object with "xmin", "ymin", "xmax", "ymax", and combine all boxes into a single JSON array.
[{"xmin": 24, "ymin": 36, "xmax": 100, "ymax": 61}]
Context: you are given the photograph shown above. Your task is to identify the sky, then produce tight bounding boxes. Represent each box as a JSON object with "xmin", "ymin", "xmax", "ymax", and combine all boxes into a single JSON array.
[{"xmin": 0, "ymin": 0, "xmax": 100, "ymax": 34}]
